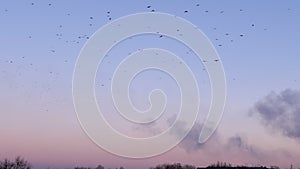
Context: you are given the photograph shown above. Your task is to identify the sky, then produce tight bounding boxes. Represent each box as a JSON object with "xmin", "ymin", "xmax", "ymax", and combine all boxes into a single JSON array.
[{"xmin": 1, "ymin": 0, "xmax": 300, "ymax": 169}]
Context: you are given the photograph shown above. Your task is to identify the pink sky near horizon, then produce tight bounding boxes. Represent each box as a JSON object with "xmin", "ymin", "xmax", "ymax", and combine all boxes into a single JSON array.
[{"xmin": 1, "ymin": 99, "xmax": 300, "ymax": 169}]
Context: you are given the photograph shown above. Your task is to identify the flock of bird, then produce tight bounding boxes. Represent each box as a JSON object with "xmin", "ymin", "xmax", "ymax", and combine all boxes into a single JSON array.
[
  {"xmin": 4, "ymin": 2, "xmax": 254, "ymax": 53},
  {"xmin": 1, "ymin": 2, "xmax": 297, "ymax": 114},
  {"xmin": 1, "ymin": 2, "xmax": 277, "ymax": 78},
  {"xmin": 2, "ymin": 2, "xmax": 259, "ymax": 56}
]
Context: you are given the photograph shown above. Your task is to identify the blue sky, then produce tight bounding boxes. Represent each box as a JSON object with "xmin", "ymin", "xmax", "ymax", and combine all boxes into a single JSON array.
[{"xmin": 1, "ymin": 1, "xmax": 300, "ymax": 169}]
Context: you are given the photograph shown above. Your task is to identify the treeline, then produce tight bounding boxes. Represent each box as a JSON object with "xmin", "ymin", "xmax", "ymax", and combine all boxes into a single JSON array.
[
  {"xmin": 74, "ymin": 165, "xmax": 122, "ymax": 169},
  {"xmin": 0, "ymin": 157, "xmax": 283, "ymax": 169},
  {"xmin": 204, "ymin": 161, "xmax": 280, "ymax": 169},
  {"xmin": 150, "ymin": 163, "xmax": 196, "ymax": 169},
  {"xmin": 77, "ymin": 163, "xmax": 195, "ymax": 169}
]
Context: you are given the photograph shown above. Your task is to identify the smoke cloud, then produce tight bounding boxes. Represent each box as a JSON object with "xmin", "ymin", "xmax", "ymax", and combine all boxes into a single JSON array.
[{"xmin": 250, "ymin": 89, "xmax": 300, "ymax": 139}]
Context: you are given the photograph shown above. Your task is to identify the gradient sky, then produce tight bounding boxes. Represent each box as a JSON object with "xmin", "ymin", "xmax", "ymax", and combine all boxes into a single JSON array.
[{"xmin": 1, "ymin": 1, "xmax": 300, "ymax": 169}]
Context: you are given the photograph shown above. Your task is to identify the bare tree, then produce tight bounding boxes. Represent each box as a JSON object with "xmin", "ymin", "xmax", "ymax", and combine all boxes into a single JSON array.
[
  {"xmin": 0, "ymin": 156, "xmax": 31, "ymax": 169},
  {"xmin": 95, "ymin": 165, "xmax": 104, "ymax": 169},
  {"xmin": 0, "ymin": 159, "xmax": 14, "ymax": 169},
  {"xmin": 150, "ymin": 163, "xmax": 196, "ymax": 169},
  {"xmin": 13, "ymin": 156, "xmax": 31, "ymax": 169}
]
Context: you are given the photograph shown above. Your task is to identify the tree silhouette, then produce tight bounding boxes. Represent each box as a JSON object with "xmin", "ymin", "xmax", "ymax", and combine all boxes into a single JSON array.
[
  {"xmin": 150, "ymin": 163, "xmax": 196, "ymax": 169},
  {"xmin": 74, "ymin": 167, "xmax": 92, "ymax": 169},
  {"xmin": 0, "ymin": 156, "xmax": 31, "ymax": 169},
  {"xmin": 95, "ymin": 165, "xmax": 104, "ymax": 169}
]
